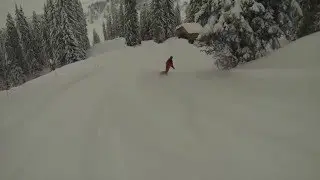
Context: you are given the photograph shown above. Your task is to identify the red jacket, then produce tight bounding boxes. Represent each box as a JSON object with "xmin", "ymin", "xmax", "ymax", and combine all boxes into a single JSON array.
[{"xmin": 165, "ymin": 58, "xmax": 175, "ymax": 72}]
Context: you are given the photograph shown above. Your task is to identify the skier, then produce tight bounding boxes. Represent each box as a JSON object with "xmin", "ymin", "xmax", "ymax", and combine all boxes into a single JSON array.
[{"xmin": 160, "ymin": 56, "xmax": 175, "ymax": 75}]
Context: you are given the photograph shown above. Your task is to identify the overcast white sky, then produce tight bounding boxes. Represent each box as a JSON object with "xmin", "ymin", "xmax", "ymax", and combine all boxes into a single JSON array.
[{"xmin": 0, "ymin": 0, "xmax": 93, "ymax": 28}]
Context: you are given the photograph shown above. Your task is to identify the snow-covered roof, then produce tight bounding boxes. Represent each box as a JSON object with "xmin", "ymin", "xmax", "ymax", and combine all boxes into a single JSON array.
[{"xmin": 176, "ymin": 23, "xmax": 203, "ymax": 34}]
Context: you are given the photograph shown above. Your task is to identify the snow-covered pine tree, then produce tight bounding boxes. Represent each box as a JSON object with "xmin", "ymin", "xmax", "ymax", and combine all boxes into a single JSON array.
[
  {"xmin": 75, "ymin": 0, "xmax": 90, "ymax": 51},
  {"xmin": 0, "ymin": 30, "xmax": 5, "ymax": 61},
  {"xmin": 242, "ymin": 1, "xmax": 282, "ymax": 57},
  {"xmin": 5, "ymin": 13, "xmax": 25, "ymax": 87},
  {"xmin": 298, "ymin": 0, "xmax": 320, "ymax": 37},
  {"xmin": 124, "ymin": 0, "xmax": 141, "ymax": 46},
  {"xmin": 106, "ymin": 15, "xmax": 113, "ymax": 40},
  {"xmin": 174, "ymin": 2, "xmax": 182, "ymax": 27},
  {"xmin": 0, "ymin": 29, "xmax": 5, "ymax": 85},
  {"xmin": 102, "ymin": 22, "xmax": 108, "ymax": 41},
  {"xmin": 93, "ymin": 29, "xmax": 101, "ymax": 45},
  {"xmin": 194, "ymin": 0, "xmax": 212, "ymax": 26},
  {"xmin": 43, "ymin": 1, "xmax": 54, "ymax": 62},
  {"xmin": 119, "ymin": 2, "xmax": 125, "ymax": 37},
  {"xmin": 110, "ymin": 1, "xmax": 116, "ymax": 24},
  {"xmin": 11, "ymin": 7, "xmax": 25, "ymax": 72},
  {"xmin": 47, "ymin": 0, "xmax": 55, "ymax": 35},
  {"xmin": 105, "ymin": 6, "xmax": 114, "ymax": 39},
  {"xmin": 66, "ymin": 0, "xmax": 87, "ymax": 60},
  {"xmin": 313, "ymin": 5, "xmax": 320, "ymax": 32},
  {"xmin": 15, "ymin": 5, "xmax": 39, "ymax": 75},
  {"xmin": 119, "ymin": 5, "xmax": 125, "ymax": 38},
  {"xmin": 51, "ymin": 0, "xmax": 83, "ymax": 66},
  {"xmin": 110, "ymin": 0, "xmax": 119, "ymax": 37},
  {"xmin": 185, "ymin": 0, "xmax": 203, "ymax": 23},
  {"xmin": 0, "ymin": 29, "xmax": 4, "ymax": 57},
  {"xmin": 151, "ymin": 0, "xmax": 166, "ymax": 43},
  {"xmin": 199, "ymin": 0, "xmax": 284, "ymax": 69},
  {"xmin": 265, "ymin": 0, "xmax": 303, "ymax": 41},
  {"xmin": 32, "ymin": 11, "xmax": 45, "ymax": 67},
  {"xmin": 298, "ymin": 0, "xmax": 313, "ymax": 37},
  {"xmin": 162, "ymin": 0, "xmax": 176, "ymax": 39},
  {"xmin": 140, "ymin": 3, "xmax": 153, "ymax": 41}
]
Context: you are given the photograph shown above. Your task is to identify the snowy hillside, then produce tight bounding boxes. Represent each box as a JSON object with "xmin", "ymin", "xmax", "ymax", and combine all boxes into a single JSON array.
[{"xmin": 1, "ymin": 30, "xmax": 320, "ymax": 180}]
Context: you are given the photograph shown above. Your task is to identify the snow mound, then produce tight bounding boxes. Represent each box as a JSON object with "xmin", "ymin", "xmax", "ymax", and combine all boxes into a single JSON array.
[{"xmin": 176, "ymin": 23, "xmax": 203, "ymax": 34}]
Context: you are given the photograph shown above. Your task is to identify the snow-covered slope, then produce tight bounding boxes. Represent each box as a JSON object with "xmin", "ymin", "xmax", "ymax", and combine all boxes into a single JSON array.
[{"xmin": 1, "ymin": 32, "xmax": 320, "ymax": 180}]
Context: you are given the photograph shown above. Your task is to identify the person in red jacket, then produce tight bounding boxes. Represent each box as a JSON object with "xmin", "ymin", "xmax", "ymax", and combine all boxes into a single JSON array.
[{"xmin": 161, "ymin": 56, "xmax": 175, "ymax": 75}]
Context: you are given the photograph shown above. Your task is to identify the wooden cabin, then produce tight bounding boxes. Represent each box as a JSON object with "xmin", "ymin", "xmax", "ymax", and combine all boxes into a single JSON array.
[{"xmin": 175, "ymin": 23, "xmax": 203, "ymax": 44}]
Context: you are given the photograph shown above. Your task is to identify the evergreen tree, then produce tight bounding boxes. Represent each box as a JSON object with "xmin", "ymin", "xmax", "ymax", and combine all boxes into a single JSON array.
[
  {"xmin": 0, "ymin": 29, "xmax": 5, "ymax": 82},
  {"xmin": 263, "ymin": 0, "xmax": 303, "ymax": 41},
  {"xmin": 51, "ymin": 0, "xmax": 83, "ymax": 66},
  {"xmin": 93, "ymin": 29, "xmax": 101, "ymax": 44},
  {"xmin": 140, "ymin": 3, "xmax": 153, "ymax": 41},
  {"xmin": 195, "ymin": 0, "xmax": 303, "ymax": 69},
  {"xmin": 0, "ymin": 30, "xmax": 5, "ymax": 59},
  {"xmin": 110, "ymin": 0, "xmax": 119, "ymax": 37},
  {"xmin": 0, "ymin": 30, "xmax": 5, "ymax": 63},
  {"xmin": 43, "ymin": 1, "xmax": 54, "ymax": 62},
  {"xmin": 32, "ymin": 11, "xmax": 45, "ymax": 67},
  {"xmin": 74, "ymin": 0, "xmax": 91, "ymax": 51},
  {"xmin": 151, "ymin": 0, "xmax": 165, "ymax": 43},
  {"xmin": 124, "ymin": 0, "xmax": 141, "ymax": 46},
  {"xmin": 199, "ymin": 0, "xmax": 283, "ymax": 69},
  {"xmin": 5, "ymin": 13, "xmax": 25, "ymax": 87},
  {"xmin": 6, "ymin": 12, "xmax": 24, "ymax": 71},
  {"xmin": 114, "ymin": 8, "xmax": 122, "ymax": 38},
  {"xmin": 102, "ymin": 22, "xmax": 108, "ymax": 41},
  {"xmin": 185, "ymin": 0, "xmax": 202, "ymax": 23},
  {"xmin": 174, "ymin": 2, "xmax": 182, "ymax": 27},
  {"xmin": 298, "ymin": 0, "xmax": 320, "ymax": 37},
  {"xmin": 194, "ymin": 0, "xmax": 211, "ymax": 26},
  {"xmin": 106, "ymin": 6, "xmax": 114, "ymax": 39},
  {"xmin": 68, "ymin": 0, "xmax": 87, "ymax": 60},
  {"xmin": 106, "ymin": 15, "xmax": 113, "ymax": 40},
  {"xmin": 119, "ymin": 2, "xmax": 125, "ymax": 37},
  {"xmin": 313, "ymin": 5, "xmax": 320, "ymax": 31},
  {"xmin": 118, "ymin": 7, "xmax": 124, "ymax": 38},
  {"xmin": 162, "ymin": 0, "xmax": 176, "ymax": 38},
  {"xmin": 15, "ymin": 5, "xmax": 39, "ymax": 75}
]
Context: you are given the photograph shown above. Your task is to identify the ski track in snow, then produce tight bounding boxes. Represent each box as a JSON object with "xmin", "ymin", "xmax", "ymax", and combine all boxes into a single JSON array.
[{"xmin": 0, "ymin": 36, "xmax": 320, "ymax": 180}]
